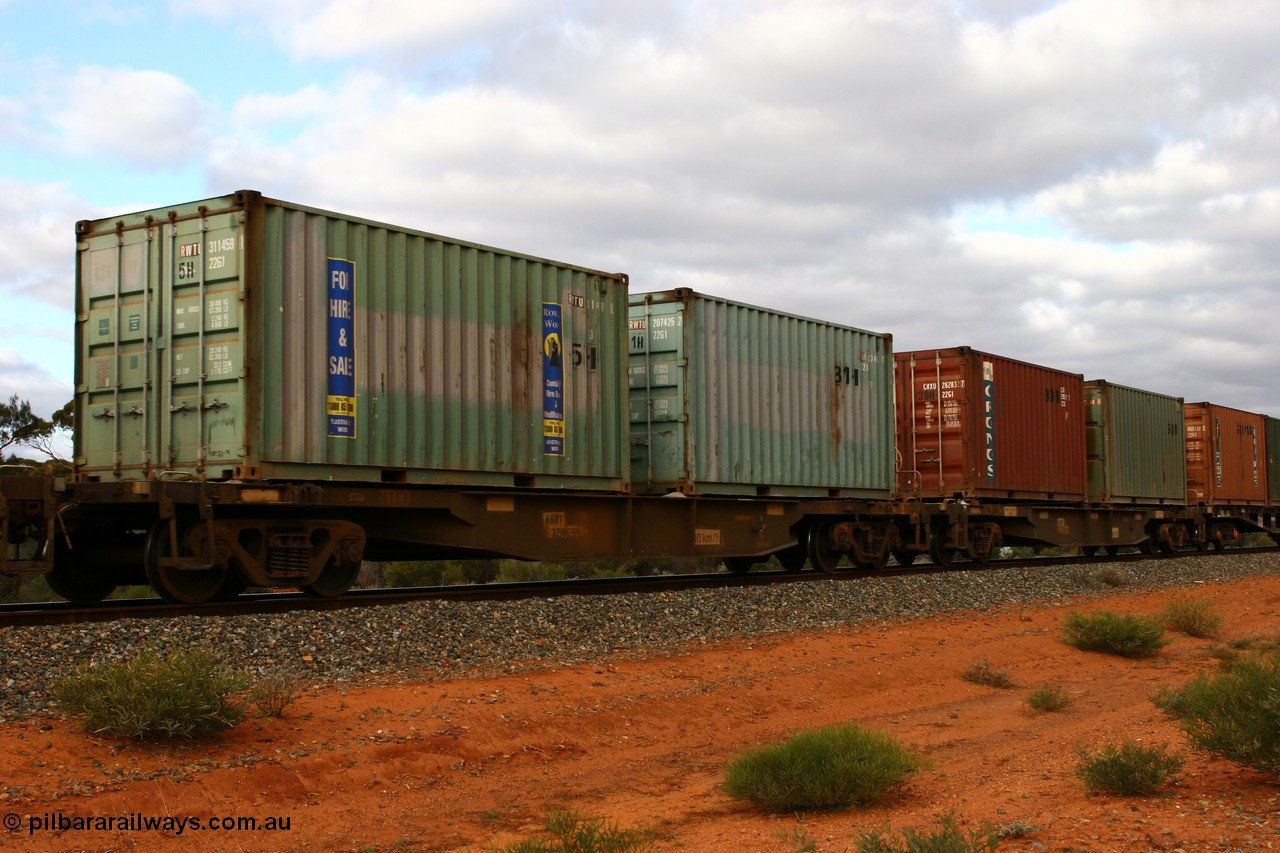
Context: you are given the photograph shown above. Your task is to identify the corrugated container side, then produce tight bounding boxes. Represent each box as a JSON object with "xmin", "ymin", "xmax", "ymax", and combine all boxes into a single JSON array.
[
  {"xmin": 1184, "ymin": 403, "xmax": 1268, "ymax": 506},
  {"xmin": 628, "ymin": 289, "xmax": 894, "ymax": 497},
  {"xmin": 1083, "ymin": 381, "xmax": 1186, "ymax": 504},
  {"xmin": 896, "ymin": 348, "xmax": 1085, "ymax": 501},
  {"xmin": 75, "ymin": 190, "xmax": 630, "ymax": 490}
]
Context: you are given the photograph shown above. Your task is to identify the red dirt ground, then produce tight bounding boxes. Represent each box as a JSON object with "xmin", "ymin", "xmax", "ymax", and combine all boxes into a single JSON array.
[{"xmin": 3, "ymin": 572, "xmax": 1279, "ymax": 852}]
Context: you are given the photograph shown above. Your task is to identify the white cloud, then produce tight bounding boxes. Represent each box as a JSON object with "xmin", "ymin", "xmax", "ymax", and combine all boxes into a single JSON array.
[
  {"xmin": 0, "ymin": 348, "xmax": 73, "ymax": 420},
  {"xmin": 0, "ymin": 96, "xmax": 30, "ymax": 143},
  {"xmin": 0, "ymin": 179, "xmax": 83, "ymax": 305},
  {"xmin": 286, "ymin": 0, "xmax": 536, "ymax": 60},
  {"xmin": 5, "ymin": 0, "xmax": 1276, "ymax": 413},
  {"xmin": 51, "ymin": 66, "xmax": 209, "ymax": 168}
]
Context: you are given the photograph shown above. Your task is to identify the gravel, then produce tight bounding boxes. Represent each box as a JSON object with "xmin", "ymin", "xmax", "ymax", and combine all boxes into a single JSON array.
[{"xmin": 3, "ymin": 553, "xmax": 1278, "ymax": 720}]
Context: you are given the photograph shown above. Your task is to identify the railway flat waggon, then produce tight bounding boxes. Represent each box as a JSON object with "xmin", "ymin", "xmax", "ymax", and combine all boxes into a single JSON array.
[
  {"xmin": 3, "ymin": 190, "xmax": 1280, "ymax": 607},
  {"xmin": 627, "ymin": 289, "xmax": 899, "ymax": 572}
]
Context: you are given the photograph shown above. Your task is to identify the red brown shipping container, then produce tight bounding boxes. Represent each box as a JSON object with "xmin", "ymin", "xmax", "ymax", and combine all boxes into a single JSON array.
[
  {"xmin": 896, "ymin": 348, "xmax": 1085, "ymax": 501},
  {"xmin": 1184, "ymin": 402, "xmax": 1268, "ymax": 506}
]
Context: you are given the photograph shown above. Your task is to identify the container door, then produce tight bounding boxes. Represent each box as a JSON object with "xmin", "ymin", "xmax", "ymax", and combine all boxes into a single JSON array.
[
  {"xmin": 897, "ymin": 351, "xmax": 972, "ymax": 497},
  {"xmin": 1084, "ymin": 384, "xmax": 1109, "ymax": 502},
  {"xmin": 1267, "ymin": 417, "xmax": 1280, "ymax": 504},
  {"xmin": 628, "ymin": 298, "xmax": 689, "ymax": 492},
  {"xmin": 77, "ymin": 207, "xmax": 247, "ymax": 479}
]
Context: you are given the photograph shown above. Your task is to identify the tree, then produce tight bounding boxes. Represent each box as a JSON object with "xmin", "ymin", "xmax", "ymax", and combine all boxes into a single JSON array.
[
  {"xmin": 0, "ymin": 394, "xmax": 51, "ymax": 458},
  {"xmin": 0, "ymin": 396, "xmax": 74, "ymax": 465},
  {"xmin": 24, "ymin": 399, "xmax": 73, "ymax": 463}
]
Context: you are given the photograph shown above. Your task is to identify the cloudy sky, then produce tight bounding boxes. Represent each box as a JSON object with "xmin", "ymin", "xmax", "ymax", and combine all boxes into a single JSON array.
[{"xmin": 2, "ymin": 0, "xmax": 1278, "ymax": 423}]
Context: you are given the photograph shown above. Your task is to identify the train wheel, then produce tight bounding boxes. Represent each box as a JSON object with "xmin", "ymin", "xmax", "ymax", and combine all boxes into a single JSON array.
[
  {"xmin": 1081, "ymin": 545, "xmax": 1099, "ymax": 557},
  {"xmin": 806, "ymin": 524, "xmax": 843, "ymax": 573},
  {"xmin": 858, "ymin": 547, "xmax": 891, "ymax": 570},
  {"xmin": 776, "ymin": 545, "xmax": 808, "ymax": 572},
  {"xmin": 722, "ymin": 557, "xmax": 755, "ymax": 575},
  {"xmin": 1104, "ymin": 545, "xmax": 1121, "ymax": 556},
  {"xmin": 144, "ymin": 519, "xmax": 228, "ymax": 605},
  {"xmin": 929, "ymin": 533, "xmax": 957, "ymax": 566},
  {"xmin": 890, "ymin": 549, "xmax": 919, "ymax": 566},
  {"xmin": 302, "ymin": 558, "xmax": 361, "ymax": 598},
  {"xmin": 47, "ymin": 536, "xmax": 118, "ymax": 604},
  {"xmin": 212, "ymin": 574, "xmax": 248, "ymax": 601}
]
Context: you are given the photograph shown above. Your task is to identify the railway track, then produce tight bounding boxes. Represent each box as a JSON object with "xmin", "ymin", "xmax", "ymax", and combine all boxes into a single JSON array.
[{"xmin": 2, "ymin": 547, "xmax": 1268, "ymax": 630}]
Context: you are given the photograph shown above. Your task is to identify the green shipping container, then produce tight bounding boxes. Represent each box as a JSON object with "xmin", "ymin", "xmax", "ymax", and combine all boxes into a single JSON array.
[
  {"xmin": 1083, "ymin": 380, "xmax": 1186, "ymax": 505},
  {"xmin": 1267, "ymin": 417, "xmax": 1280, "ymax": 504},
  {"xmin": 628, "ymin": 289, "xmax": 894, "ymax": 497},
  {"xmin": 74, "ymin": 190, "xmax": 630, "ymax": 489}
]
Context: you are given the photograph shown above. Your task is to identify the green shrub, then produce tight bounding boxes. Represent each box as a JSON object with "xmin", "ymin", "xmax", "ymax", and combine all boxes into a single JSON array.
[
  {"xmin": 1, "ymin": 573, "xmax": 48, "ymax": 603},
  {"xmin": 558, "ymin": 560, "xmax": 630, "ymax": 579},
  {"xmin": 1075, "ymin": 739, "xmax": 1184, "ymax": 795},
  {"xmin": 1207, "ymin": 636, "xmax": 1280, "ymax": 671},
  {"xmin": 723, "ymin": 723, "xmax": 924, "ymax": 812},
  {"xmin": 962, "ymin": 660, "xmax": 1016, "ymax": 689},
  {"xmin": 1154, "ymin": 651, "xmax": 1280, "ymax": 776},
  {"xmin": 1206, "ymin": 644, "xmax": 1244, "ymax": 671},
  {"xmin": 53, "ymin": 649, "xmax": 249, "ymax": 740},
  {"xmin": 1160, "ymin": 594, "xmax": 1223, "ymax": 638},
  {"xmin": 996, "ymin": 820, "xmax": 1038, "ymax": 840},
  {"xmin": 384, "ymin": 560, "xmax": 466, "ymax": 587},
  {"xmin": 775, "ymin": 826, "xmax": 819, "ymax": 852},
  {"xmin": 110, "ymin": 584, "xmax": 160, "ymax": 600},
  {"xmin": 496, "ymin": 560, "xmax": 568, "ymax": 583},
  {"xmin": 462, "ymin": 560, "xmax": 502, "ymax": 584},
  {"xmin": 1094, "ymin": 567, "xmax": 1128, "ymax": 588},
  {"xmin": 1026, "ymin": 685, "xmax": 1071, "ymax": 712},
  {"xmin": 494, "ymin": 809, "xmax": 653, "ymax": 853},
  {"xmin": 250, "ymin": 669, "xmax": 303, "ymax": 718},
  {"xmin": 1062, "ymin": 610, "xmax": 1170, "ymax": 658},
  {"xmin": 854, "ymin": 812, "xmax": 999, "ymax": 853},
  {"xmin": 1070, "ymin": 566, "xmax": 1129, "ymax": 589},
  {"xmin": 576, "ymin": 561, "xmax": 633, "ymax": 579}
]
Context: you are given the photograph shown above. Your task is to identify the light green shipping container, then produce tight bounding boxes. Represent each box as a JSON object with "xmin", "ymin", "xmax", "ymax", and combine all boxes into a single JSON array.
[
  {"xmin": 628, "ymin": 289, "xmax": 894, "ymax": 497},
  {"xmin": 75, "ymin": 190, "xmax": 630, "ymax": 489},
  {"xmin": 1083, "ymin": 380, "xmax": 1186, "ymax": 504}
]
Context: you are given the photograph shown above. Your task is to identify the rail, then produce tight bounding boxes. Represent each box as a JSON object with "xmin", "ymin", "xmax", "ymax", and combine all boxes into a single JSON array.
[{"xmin": 3, "ymin": 546, "xmax": 1270, "ymax": 629}]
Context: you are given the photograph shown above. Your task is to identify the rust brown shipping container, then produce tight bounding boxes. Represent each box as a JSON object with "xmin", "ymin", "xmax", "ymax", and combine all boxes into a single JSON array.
[
  {"xmin": 896, "ymin": 348, "xmax": 1085, "ymax": 501},
  {"xmin": 1184, "ymin": 403, "xmax": 1268, "ymax": 506}
]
